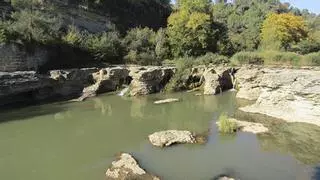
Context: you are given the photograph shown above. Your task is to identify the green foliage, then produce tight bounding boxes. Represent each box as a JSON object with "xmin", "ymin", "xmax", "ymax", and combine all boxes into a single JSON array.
[
  {"xmin": 196, "ymin": 52, "xmax": 229, "ymax": 65},
  {"xmin": 0, "ymin": 22, "xmax": 7, "ymax": 43},
  {"xmin": 260, "ymin": 51, "xmax": 302, "ymax": 66},
  {"xmin": 290, "ymin": 39, "xmax": 320, "ymax": 54},
  {"xmin": 231, "ymin": 50, "xmax": 320, "ymax": 66},
  {"xmin": 122, "ymin": 27, "xmax": 159, "ymax": 65},
  {"xmin": 261, "ymin": 13, "xmax": 308, "ymax": 50},
  {"xmin": 231, "ymin": 51, "xmax": 264, "ymax": 65},
  {"xmin": 155, "ymin": 28, "xmax": 171, "ymax": 60},
  {"xmin": 303, "ymin": 52, "xmax": 320, "ymax": 66},
  {"xmin": 164, "ymin": 57, "xmax": 196, "ymax": 92},
  {"xmin": 217, "ymin": 113, "xmax": 237, "ymax": 134},
  {"xmin": 167, "ymin": 0, "xmax": 216, "ymax": 57},
  {"xmin": 84, "ymin": 31, "xmax": 123, "ymax": 63},
  {"xmin": 7, "ymin": 10, "xmax": 61, "ymax": 44},
  {"xmin": 62, "ymin": 25, "xmax": 85, "ymax": 47}
]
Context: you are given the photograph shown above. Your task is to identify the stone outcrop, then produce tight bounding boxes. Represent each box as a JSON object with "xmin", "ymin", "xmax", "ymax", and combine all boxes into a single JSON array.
[
  {"xmin": 236, "ymin": 66, "xmax": 320, "ymax": 126},
  {"xmin": 148, "ymin": 130, "xmax": 196, "ymax": 147},
  {"xmin": 106, "ymin": 153, "xmax": 160, "ymax": 180},
  {"xmin": 203, "ymin": 67, "xmax": 235, "ymax": 95},
  {"xmin": 128, "ymin": 66, "xmax": 174, "ymax": 96},
  {"xmin": 154, "ymin": 98, "xmax": 180, "ymax": 104},
  {"xmin": 0, "ymin": 67, "xmax": 130, "ymax": 105},
  {"xmin": 216, "ymin": 118, "xmax": 269, "ymax": 134}
]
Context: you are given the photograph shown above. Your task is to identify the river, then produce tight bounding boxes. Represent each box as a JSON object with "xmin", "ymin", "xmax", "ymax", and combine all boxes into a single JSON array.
[{"xmin": 0, "ymin": 91, "xmax": 318, "ymax": 180}]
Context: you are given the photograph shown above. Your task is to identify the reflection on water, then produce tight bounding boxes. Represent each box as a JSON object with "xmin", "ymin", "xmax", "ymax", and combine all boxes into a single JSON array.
[{"xmin": 0, "ymin": 91, "xmax": 318, "ymax": 180}]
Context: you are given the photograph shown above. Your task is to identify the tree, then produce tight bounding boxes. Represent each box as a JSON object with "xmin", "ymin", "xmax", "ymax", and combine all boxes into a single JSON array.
[
  {"xmin": 167, "ymin": 0, "xmax": 216, "ymax": 57},
  {"xmin": 122, "ymin": 27, "xmax": 159, "ymax": 65},
  {"xmin": 261, "ymin": 13, "xmax": 308, "ymax": 50}
]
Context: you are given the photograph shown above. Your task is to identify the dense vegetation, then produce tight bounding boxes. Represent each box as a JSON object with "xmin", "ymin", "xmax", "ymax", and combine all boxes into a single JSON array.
[{"xmin": 0, "ymin": 0, "xmax": 319, "ymax": 66}]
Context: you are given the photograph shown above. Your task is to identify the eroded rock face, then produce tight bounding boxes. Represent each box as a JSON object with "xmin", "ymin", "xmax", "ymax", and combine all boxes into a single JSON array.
[
  {"xmin": 203, "ymin": 67, "xmax": 234, "ymax": 95},
  {"xmin": 128, "ymin": 67, "xmax": 174, "ymax": 96},
  {"xmin": 148, "ymin": 130, "xmax": 196, "ymax": 147},
  {"xmin": 106, "ymin": 153, "xmax": 160, "ymax": 180},
  {"xmin": 236, "ymin": 67, "xmax": 320, "ymax": 126}
]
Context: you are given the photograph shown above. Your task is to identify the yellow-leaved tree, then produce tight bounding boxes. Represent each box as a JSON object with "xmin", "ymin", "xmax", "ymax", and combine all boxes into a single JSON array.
[{"xmin": 261, "ymin": 13, "xmax": 308, "ymax": 50}]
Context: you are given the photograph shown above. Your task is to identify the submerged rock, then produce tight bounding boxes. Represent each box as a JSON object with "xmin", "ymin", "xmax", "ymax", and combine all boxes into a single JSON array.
[
  {"xmin": 148, "ymin": 130, "xmax": 196, "ymax": 147},
  {"xmin": 154, "ymin": 98, "xmax": 180, "ymax": 104},
  {"xmin": 106, "ymin": 153, "xmax": 160, "ymax": 180}
]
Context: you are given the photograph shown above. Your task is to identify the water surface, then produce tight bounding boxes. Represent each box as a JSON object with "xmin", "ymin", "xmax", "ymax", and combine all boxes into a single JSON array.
[{"xmin": 0, "ymin": 92, "xmax": 318, "ymax": 180}]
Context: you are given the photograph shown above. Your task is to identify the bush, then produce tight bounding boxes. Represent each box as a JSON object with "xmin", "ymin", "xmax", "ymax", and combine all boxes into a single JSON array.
[
  {"xmin": 303, "ymin": 52, "xmax": 320, "ymax": 66},
  {"xmin": 84, "ymin": 31, "xmax": 123, "ymax": 63},
  {"xmin": 260, "ymin": 51, "xmax": 302, "ymax": 66},
  {"xmin": 231, "ymin": 51, "xmax": 264, "ymax": 65},
  {"xmin": 290, "ymin": 39, "xmax": 320, "ymax": 54},
  {"xmin": 217, "ymin": 113, "xmax": 237, "ymax": 134},
  {"xmin": 122, "ymin": 27, "xmax": 158, "ymax": 65},
  {"xmin": 164, "ymin": 57, "xmax": 196, "ymax": 92},
  {"xmin": 62, "ymin": 25, "xmax": 85, "ymax": 47},
  {"xmin": 7, "ymin": 10, "xmax": 61, "ymax": 44},
  {"xmin": 196, "ymin": 52, "xmax": 230, "ymax": 65}
]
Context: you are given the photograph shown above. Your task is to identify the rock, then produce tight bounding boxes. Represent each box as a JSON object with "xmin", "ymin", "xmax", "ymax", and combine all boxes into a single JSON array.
[
  {"xmin": 154, "ymin": 98, "xmax": 179, "ymax": 104},
  {"xmin": 203, "ymin": 67, "xmax": 234, "ymax": 95},
  {"xmin": 216, "ymin": 176, "xmax": 236, "ymax": 180},
  {"xmin": 237, "ymin": 67, "xmax": 320, "ymax": 126},
  {"xmin": 128, "ymin": 66, "xmax": 174, "ymax": 96},
  {"xmin": 216, "ymin": 118, "xmax": 268, "ymax": 134},
  {"xmin": 106, "ymin": 153, "xmax": 160, "ymax": 180},
  {"xmin": 148, "ymin": 130, "xmax": 196, "ymax": 147},
  {"xmin": 233, "ymin": 119, "xmax": 268, "ymax": 134}
]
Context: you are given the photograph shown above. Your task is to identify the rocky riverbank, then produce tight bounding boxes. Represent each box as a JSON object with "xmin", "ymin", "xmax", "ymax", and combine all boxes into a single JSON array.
[
  {"xmin": 1, "ymin": 65, "xmax": 319, "ymax": 127},
  {"xmin": 235, "ymin": 66, "xmax": 320, "ymax": 126}
]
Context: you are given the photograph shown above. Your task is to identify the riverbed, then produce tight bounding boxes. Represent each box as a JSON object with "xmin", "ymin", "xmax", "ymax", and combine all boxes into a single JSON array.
[{"xmin": 0, "ymin": 92, "xmax": 319, "ymax": 180}]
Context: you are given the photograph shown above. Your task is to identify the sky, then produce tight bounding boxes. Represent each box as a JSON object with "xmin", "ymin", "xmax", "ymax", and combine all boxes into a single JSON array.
[{"xmin": 171, "ymin": 0, "xmax": 320, "ymax": 14}]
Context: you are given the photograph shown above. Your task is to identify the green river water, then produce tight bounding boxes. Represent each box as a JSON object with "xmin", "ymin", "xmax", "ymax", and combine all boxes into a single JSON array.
[{"xmin": 0, "ymin": 92, "xmax": 319, "ymax": 180}]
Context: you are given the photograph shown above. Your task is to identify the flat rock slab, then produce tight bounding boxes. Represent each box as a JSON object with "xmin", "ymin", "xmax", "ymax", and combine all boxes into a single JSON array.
[
  {"xmin": 148, "ymin": 130, "xmax": 196, "ymax": 147},
  {"xmin": 106, "ymin": 153, "xmax": 160, "ymax": 180},
  {"xmin": 154, "ymin": 98, "xmax": 180, "ymax": 104},
  {"xmin": 216, "ymin": 119, "xmax": 268, "ymax": 134}
]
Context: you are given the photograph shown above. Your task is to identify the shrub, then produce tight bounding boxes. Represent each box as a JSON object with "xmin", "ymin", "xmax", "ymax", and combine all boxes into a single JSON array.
[
  {"xmin": 7, "ymin": 10, "xmax": 61, "ymax": 44},
  {"xmin": 164, "ymin": 57, "xmax": 195, "ymax": 92},
  {"xmin": 217, "ymin": 113, "xmax": 237, "ymax": 134},
  {"xmin": 196, "ymin": 52, "xmax": 230, "ymax": 65},
  {"xmin": 122, "ymin": 27, "xmax": 158, "ymax": 65},
  {"xmin": 62, "ymin": 25, "xmax": 85, "ymax": 47},
  {"xmin": 303, "ymin": 52, "xmax": 320, "ymax": 66},
  {"xmin": 155, "ymin": 28, "xmax": 171, "ymax": 60},
  {"xmin": 260, "ymin": 51, "xmax": 302, "ymax": 66},
  {"xmin": 84, "ymin": 31, "xmax": 123, "ymax": 63},
  {"xmin": 290, "ymin": 39, "xmax": 320, "ymax": 54},
  {"xmin": 231, "ymin": 51, "xmax": 264, "ymax": 65}
]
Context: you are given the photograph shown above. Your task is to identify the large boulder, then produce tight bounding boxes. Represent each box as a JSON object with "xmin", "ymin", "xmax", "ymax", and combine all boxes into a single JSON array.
[
  {"xmin": 237, "ymin": 67, "xmax": 320, "ymax": 126},
  {"xmin": 106, "ymin": 153, "xmax": 160, "ymax": 180},
  {"xmin": 128, "ymin": 67, "xmax": 174, "ymax": 96},
  {"xmin": 203, "ymin": 67, "xmax": 234, "ymax": 95},
  {"xmin": 148, "ymin": 130, "xmax": 196, "ymax": 147}
]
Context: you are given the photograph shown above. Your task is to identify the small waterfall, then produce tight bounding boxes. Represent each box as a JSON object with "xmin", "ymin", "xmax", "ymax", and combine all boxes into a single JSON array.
[
  {"xmin": 229, "ymin": 71, "xmax": 237, "ymax": 91},
  {"xmin": 118, "ymin": 87, "xmax": 129, "ymax": 96}
]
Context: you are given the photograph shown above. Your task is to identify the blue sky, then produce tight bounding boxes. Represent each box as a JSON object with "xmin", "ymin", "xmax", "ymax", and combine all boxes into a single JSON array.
[
  {"xmin": 281, "ymin": 0, "xmax": 320, "ymax": 14},
  {"xmin": 171, "ymin": 0, "xmax": 320, "ymax": 14}
]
